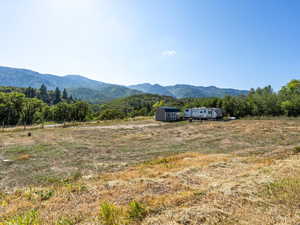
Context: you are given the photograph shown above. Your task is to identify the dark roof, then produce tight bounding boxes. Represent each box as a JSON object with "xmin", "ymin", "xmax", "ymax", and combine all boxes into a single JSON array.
[{"xmin": 159, "ymin": 107, "xmax": 180, "ymax": 112}]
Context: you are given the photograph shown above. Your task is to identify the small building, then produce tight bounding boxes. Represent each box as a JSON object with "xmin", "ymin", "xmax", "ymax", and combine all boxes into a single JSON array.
[{"xmin": 155, "ymin": 107, "xmax": 180, "ymax": 122}]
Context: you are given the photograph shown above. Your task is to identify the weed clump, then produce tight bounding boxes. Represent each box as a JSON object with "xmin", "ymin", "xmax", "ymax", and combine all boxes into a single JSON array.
[
  {"xmin": 2, "ymin": 210, "xmax": 40, "ymax": 225},
  {"xmin": 98, "ymin": 201, "xmax": 147, "ymax": 225},
  {"xmin": 127, "ymin": 201, "xmax": 147, "ymax": 222},
  {"xmin": 293, "ymin": 146, "xmax": 300, "ymax": 154},
  {"xmin": 55, "ymin": 217, "xmax": 77, "ymax": 225},
  {"xmin": 98, "ymin": 202, "xmax": 124, "ymax": 225}
]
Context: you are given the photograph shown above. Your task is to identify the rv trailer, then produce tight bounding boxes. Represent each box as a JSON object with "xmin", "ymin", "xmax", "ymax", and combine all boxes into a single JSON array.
[{"xmin": 184, "ymin": 107, "xmax": 223, "ymax": 120}]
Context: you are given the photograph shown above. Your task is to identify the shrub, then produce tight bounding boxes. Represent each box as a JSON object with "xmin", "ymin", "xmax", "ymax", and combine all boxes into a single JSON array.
[
  {"xmin": 36, "ymin": 190, "xmax": 54, "ymax": 201},
  {"xmin": 98, "ymin": 202, "xmax": 124, "ymax": 225},
  {"xmin": 127, "ymin": 201, "xmax": 147, "ymax": 222},
  {"xmin": 293, "ymin": 146, "xmax": 300, "ymax": 154},
  {"xmin": 98, "ymin": 109, "xmax": 125, "ymax": 121}
]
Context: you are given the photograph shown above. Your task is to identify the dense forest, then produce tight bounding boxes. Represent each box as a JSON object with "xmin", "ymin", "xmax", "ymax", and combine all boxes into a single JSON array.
[{"xmin": 0, "ymin": 80, "xmax": 300, "ymax": 126}]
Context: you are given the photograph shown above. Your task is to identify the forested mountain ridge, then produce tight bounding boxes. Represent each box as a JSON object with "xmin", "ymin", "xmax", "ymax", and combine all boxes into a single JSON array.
[
  {"xmin": 129, "ymin": 83, "xmax": 249, "ymax": 98},
  {"xmin": 129, "ymin": 83, "xmax": 175, "ymax": 96},
  {"xmin": 0, "ymin": 66, "xmax": 106, "ymax": 90},
  {"xmin": 0, "ymin": 66, "xmax": 142, "ymax": 103},
  {"xmin": 0, "ymin": 66, "xmax": 248, "ymax": 103}
]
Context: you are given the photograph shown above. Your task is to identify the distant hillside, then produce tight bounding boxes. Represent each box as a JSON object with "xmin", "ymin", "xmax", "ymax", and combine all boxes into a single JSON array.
[
  {"xmin": 68, "ymin": 87, "xmax": 141, "ymax": 104},
  {"xmin": 0, "ymin": 66, "xmax": 107, "ymax": 90},
  {"xmin": 0, "ymin": 66, "xmax": 141, "ymax": 103},
  {"xmin": 0, "ymin": 66, "xmax": 248, "ymax": 103},
  {"xmin": 129, "ymin": 83, "xmax": 175, "ymax": 97},
  {"xmin": 129, "ymin": 83, "xmax": 248, "ymax": 98}
]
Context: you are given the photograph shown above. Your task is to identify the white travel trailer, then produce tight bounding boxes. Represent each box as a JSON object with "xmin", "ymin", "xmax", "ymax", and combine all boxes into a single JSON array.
[{"xmin": 184, "ymin": 107, "xmax": 223, "ymax": 120}]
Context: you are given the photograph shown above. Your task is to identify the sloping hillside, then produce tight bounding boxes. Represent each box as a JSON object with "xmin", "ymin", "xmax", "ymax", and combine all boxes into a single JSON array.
[
  {"xmin": 129, "ymin": 83, "xmax": 175, "ymax": 97},
  {"xmin": 129, "ymin": 83, "xmax": 249, "ymax": 98},
  {"xmin": 0, "ymin": 66, "xmax": 142, "ymax": 103},
  {"xmin": 68, "ymin": 87, "xmax": 142, "ymax": 104},
  {"xmin": 0, "ymin": 66, "xmax": 106, "ymax": 90},
  {"xmin": 0, "ymin": 66, "xmax": 249, "ymax": 102}
]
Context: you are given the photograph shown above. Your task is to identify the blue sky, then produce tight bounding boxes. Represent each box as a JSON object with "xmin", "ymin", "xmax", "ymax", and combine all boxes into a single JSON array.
[{"xmin": 0, "ymin": 0, "xmax": 299, "ymax": 90}]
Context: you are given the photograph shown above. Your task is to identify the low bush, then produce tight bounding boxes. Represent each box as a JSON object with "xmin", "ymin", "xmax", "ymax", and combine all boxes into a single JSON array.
[
  {"xmin": 127, "ymin": 201, "xmax": 147, "ymax": 222},
  {"xmin": 293, "ymin": 146, "xmax": 300, "ymax": 154}
]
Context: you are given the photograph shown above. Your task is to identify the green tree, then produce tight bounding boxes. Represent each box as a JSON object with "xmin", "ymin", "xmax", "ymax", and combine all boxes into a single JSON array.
[
  {"xmin": 62, "ymin": 88, "xmax": 68, "ymax": 100},
  {"xmin": 25, "ymin": 86, "xmax": 37, "ymax": 98},
  {"xmin": 53, "ymin": 102, "xmax": 72, "ymax": 122},
  {"xmin": 98, "ymin": 109, "xmax": 125, "ymax": 120},
  {"xmin": 21, "ymin": 98, "xmax": 44, "ymax": 126},
  {"xmin": 71, "ymin": 101, "xmax": 90, "ymax": 121},
  {"xmin": 39, "ymin": 84, "xmax": 49, "ymax": 104},
  {"xmin": 53, "ymin": 87, "xmax": 62, "ymax": 105}
]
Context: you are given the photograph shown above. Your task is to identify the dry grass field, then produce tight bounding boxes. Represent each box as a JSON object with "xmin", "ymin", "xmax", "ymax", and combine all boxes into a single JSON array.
[{"xmin": 1, "ymin": 118, "xmax": 300, "ymax": 224}]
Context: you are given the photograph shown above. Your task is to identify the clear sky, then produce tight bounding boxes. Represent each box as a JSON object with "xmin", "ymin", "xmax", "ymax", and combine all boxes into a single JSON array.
[{"xmin": 1, "ymin": 0, "xmax": 299, "ymax": 90}]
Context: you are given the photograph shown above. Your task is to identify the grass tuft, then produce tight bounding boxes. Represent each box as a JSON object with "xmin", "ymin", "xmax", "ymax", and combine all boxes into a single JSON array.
[
  {"xmin": 2, "ymin": 210, "xmax": 40, "ymax": 225},
  {"xmin": 127, "ymin": 201, "xmax": 147, "ymax": 222},
  {"xmin": 98, "ymin": 202, "xmax": 124, "ymax": 225},
  {"xmin": 55, "ymin": 217, "xmax": 76, "ymax": 225}
]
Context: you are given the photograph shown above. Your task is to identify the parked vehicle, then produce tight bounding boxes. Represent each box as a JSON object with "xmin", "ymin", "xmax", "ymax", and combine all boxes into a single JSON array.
[{"xmin": 184, "ymin": 107, "xmax": 223, "ymax": 120}]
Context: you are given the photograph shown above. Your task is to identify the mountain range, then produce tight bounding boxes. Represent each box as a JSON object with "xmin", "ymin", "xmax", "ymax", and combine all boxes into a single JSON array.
[
  {"xmin": 0, "ymin": 66, "xmax": 248, "ymax": 103},
  {"xmin": 129, "ymin": 83, "xmax": 248, "ymax": 98},
  {"xmin": 0, "ymin": 66, "xmax": 141, "ymax": 103}
]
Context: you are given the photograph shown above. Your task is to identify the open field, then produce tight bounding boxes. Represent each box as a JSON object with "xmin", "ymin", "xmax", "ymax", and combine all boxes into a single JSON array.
[{"xmin": 1, "ymin": 119, "xmax": 300, "ymax": 224}]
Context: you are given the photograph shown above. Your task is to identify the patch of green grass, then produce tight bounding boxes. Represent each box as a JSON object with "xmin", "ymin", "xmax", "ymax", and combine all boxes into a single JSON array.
[
  {"xmin": 33, "ymin": 175, "xmax": 64, "ymax": 186},
  {"xmin": 193, "ymin": 191, "xmax": 206, "ymax": 198},
  {"xmin": 35, "ymin": 190, "xmax": 54, "ymax": 201},
  {"xmin": 98, "ymin": 201, "xmax": 147, "ymax": 225},
  {"xmin": 264, "ymin": 177, "xmax": 300, "ymax": 207},
  {"xmin": 2, "ymin": 210, "xmax": 40, "ymax": 225},
  {"xmin": 55, "ymin": 217, "xmax": 78, "ymax": 225},
  {"xmin": 64, "ymin": 183, "xmax": 87, "ymax": 193},
  {"xmin": 5, "ymin": 144, "xmax": 49, "ymax": 154}
]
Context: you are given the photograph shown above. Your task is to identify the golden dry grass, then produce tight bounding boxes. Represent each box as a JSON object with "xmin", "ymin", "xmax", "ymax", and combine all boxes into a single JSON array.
[{"xmin": 1, "ymin": 119, "xmax": 300, "ymax": 224}]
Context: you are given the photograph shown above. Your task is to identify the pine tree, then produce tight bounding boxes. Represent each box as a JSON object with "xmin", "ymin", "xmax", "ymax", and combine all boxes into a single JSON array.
[
  {"xmin": 25, "ymin": 87, "xmax": 36, "ymax": 98},
  {"xmin": 53, "ymin": 87, "xmax": 61, "ymax": 105},
  {"xmin": 62, "ymin": 88, "xmax": 68, "ymax": 100},
  {"xmin": 39, "ymin": 84, "xmax": 49, "ymax": 103}
]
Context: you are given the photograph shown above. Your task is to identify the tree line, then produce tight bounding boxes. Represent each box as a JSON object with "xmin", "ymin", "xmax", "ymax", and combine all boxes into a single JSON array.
[
  {"xmin": 0, "ymin": 80, "xmax": 300, "ymax": 126},
  {"xmin": 0, "ymin": 85, "xmax": 89, "ymax": 126},
  {"xmin": 97, "ymin": 80, "xmax": 300, "ymax": 119}
]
